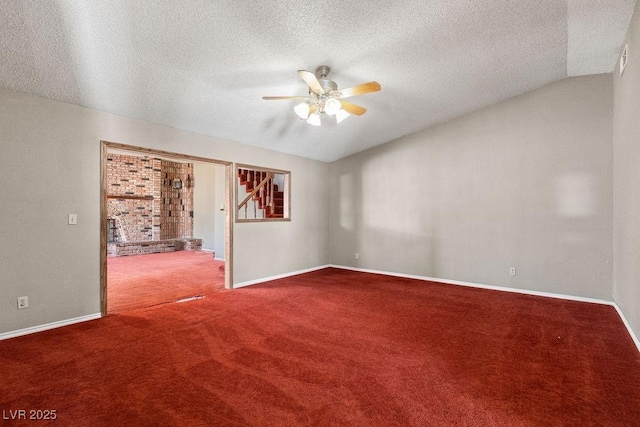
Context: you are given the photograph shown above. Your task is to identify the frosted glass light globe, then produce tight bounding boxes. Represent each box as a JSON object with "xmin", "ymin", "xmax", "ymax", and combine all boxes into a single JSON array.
[
  {"xmin": 307, "ymin": 113, "xmax": 321, "ymax": 126},
  {"xmin": 324, "ymin": 98, "xmax": 341, "ymax": 116},
  {"xmin": 294, "ymin": 102, "xmax": 310, "ymax": 119}
]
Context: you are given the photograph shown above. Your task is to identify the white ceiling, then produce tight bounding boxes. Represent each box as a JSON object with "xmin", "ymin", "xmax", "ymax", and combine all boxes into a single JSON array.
[{"xmin": 0, "ymin": 1, "xmax": 635, "ymax": 162}]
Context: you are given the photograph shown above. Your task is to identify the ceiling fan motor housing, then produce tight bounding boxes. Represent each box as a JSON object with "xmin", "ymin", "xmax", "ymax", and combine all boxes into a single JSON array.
[
  {"xmin": 315, "ymin": 65, "xmax": 338, "ymax": 93},
  {"xmin": 318, "ymin": 79, "xmax": 338, "ymax": 93}
]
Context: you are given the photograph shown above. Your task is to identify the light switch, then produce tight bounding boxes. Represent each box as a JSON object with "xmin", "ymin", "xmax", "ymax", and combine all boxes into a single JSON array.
[{"xmin": 68, "ymin": 214, "xmax": 78, "ymax": 225}]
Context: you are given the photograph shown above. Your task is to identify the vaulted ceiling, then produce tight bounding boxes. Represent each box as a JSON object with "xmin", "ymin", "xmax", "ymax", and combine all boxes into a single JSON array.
[{"xmin": 0, "ymin": 1, "xmax": 636, "ymax": 162}]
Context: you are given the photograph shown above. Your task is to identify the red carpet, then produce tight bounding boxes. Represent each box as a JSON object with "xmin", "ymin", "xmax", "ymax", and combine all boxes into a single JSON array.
[
  {"xmin": 107, "ymin": 251, "xmax": 225, "ymax": 313},
  {"xmin": 1, "ymin": 268, "xmax": 639, "ymax": 426}
]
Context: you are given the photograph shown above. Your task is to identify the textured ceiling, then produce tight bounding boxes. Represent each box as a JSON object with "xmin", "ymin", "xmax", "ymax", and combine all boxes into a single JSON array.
[{"xmin": 0, "ymin": 1, "xmax": 636, "ymax": 162}]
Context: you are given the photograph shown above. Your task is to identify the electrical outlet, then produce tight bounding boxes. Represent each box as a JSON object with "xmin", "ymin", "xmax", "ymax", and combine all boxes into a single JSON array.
[
  {"xmin": 17, "ymin": 296, "xmax": 28, "ymax": 309},
  {"xmin": 355, "ymin": 252, "xmax": 360, "ymax": 260},
  {"xmin": 509, "ymin": 267, "xmax": 516, "ymax": 276}
]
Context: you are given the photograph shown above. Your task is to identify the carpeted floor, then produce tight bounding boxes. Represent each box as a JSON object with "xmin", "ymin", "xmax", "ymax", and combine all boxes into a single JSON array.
[
  {"xmin": 107, "ymin": 251, "xmax": 225, "ymax": 313},
  {"xmin": 1, "ymin": 268, "xmax": 639, "ymax": 426}
]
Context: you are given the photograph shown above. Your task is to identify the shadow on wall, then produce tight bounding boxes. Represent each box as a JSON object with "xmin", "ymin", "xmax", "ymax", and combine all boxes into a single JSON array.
[
  {"xmin": 334, "ymin": 165, "xmax": 439, "ymax": 277},
  {"xmin": 332, "ymin": 141, "xmax": 607, "ymax": 289}
]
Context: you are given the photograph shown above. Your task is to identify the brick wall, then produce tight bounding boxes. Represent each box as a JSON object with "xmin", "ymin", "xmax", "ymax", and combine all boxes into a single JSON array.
[
  {"xmin": 107, "ymin": 238, "xmax": 202, "ymax": 256},
  {"xmin": 160, "ymin": 160, "xmax": 194, "ymax": 239},
  {"xmin": 107, "ymin": 154, "xmax": 193, "ymax": 242}
]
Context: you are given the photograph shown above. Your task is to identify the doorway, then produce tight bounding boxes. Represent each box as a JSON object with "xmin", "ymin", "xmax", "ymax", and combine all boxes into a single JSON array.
[{"xmin": 100, "ymin": 141, "xmax": 233, "ymax": 315}]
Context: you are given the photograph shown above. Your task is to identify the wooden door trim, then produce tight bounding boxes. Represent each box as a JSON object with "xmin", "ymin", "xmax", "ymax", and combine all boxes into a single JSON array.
[{"xmin": 100, "ymin": 140, "xmax": 234, "ymax": 316}]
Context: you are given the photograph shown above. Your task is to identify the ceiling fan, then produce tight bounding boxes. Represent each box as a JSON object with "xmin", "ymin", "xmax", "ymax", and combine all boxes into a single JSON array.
[{"xmin": 263, "ymin": 65, "xmax": 381, "ymax": 126}]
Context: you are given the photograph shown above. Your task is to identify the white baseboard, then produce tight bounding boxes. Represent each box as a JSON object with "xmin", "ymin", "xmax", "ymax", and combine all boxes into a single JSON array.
[
  {"xmin": 329, "ymin": 265, "xmax": 613, "ymax": 304},
  {"xmin": 4, "ymin": 266, "xmax": 637, "ymax": 355},
  {"xmin": 0, "ymin": 313, "xmax": 102, "ymax": 341},
  {"xmin": 233, "ymin": 264, "xmax": 331, "ymax": 288},
  {"xmin": 329, "ymin": 264, "xmax": 640, "ymax": 354},
  {"xmin": 612, "ymin": 303, "xmax": 640, "ymax": 353}
]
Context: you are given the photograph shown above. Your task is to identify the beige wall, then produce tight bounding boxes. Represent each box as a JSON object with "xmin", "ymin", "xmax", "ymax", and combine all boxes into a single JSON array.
[
  {"xmin": 613, "ymin": 1, "xmax": 640, "ymax": 341},
  {"xmin": 0, "ymin": 88, "xmax": 329, "ymax": 334},
  {"xmin": 193, "ymin": 162, "xmax": 227, "ymax": 258},
  {"xmin": 329, "ymin": 75, "xmax": 614, "ymax": 300},
  {"xmin": 214, "ymin": 166, "xmax": 226, "ymax": 258},
  {"xmin": 193, "ymin": 162, "xmax": 217, "ymax": 252}
]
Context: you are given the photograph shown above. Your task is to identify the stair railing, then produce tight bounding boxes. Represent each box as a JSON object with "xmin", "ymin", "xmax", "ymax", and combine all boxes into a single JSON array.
[{"xmin": 238, "ymin": 172, "xmax": 274, "ymax": 217}]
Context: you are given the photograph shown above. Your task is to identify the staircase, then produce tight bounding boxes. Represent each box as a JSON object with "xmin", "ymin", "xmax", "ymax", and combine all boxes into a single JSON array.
[{"xmin": 237, "ymin": 169, "xmax": 284, "ymax": 219}]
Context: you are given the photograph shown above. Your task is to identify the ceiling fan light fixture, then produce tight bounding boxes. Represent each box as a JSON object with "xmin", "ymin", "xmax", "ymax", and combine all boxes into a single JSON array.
[
  {"xmin": 324, "ymin": 98, "xmax": 341, "ymax": 116},
  {"xmin": 294, "ymin": 102, "xmax": 310, "ymax": 119},
  {"xmin": 335, "ymin": 109, "xmax": 350, "ymax": 124},
  {"xmin": 307, "ymin": 112, "xmax": 321, "ymax": 126},
  {"xmin": 263, "ymin": 65, "xmax": 381, "ymax": 127}
]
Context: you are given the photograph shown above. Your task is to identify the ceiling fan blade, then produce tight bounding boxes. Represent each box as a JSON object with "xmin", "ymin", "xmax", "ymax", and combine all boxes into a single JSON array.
[
  {"xmin": 337, "ymin": 81, "xmax": 381, "ymax": 98},
  {"xmin": 298, "ymin": 70, "xmax": 324, "ymax": 95},
  {"xmin": 262, "ymin": 96, "xmax": 307, "ymax": 100},
  {"xmin": 340, "ymin": 100, "xmax": 367, "ymax": 116}
]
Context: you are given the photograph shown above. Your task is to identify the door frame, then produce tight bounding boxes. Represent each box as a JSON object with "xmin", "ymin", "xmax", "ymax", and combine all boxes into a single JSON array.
[{"xmin": 100, "ymin": 140, "xmax": 234, "ymax": 316}]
